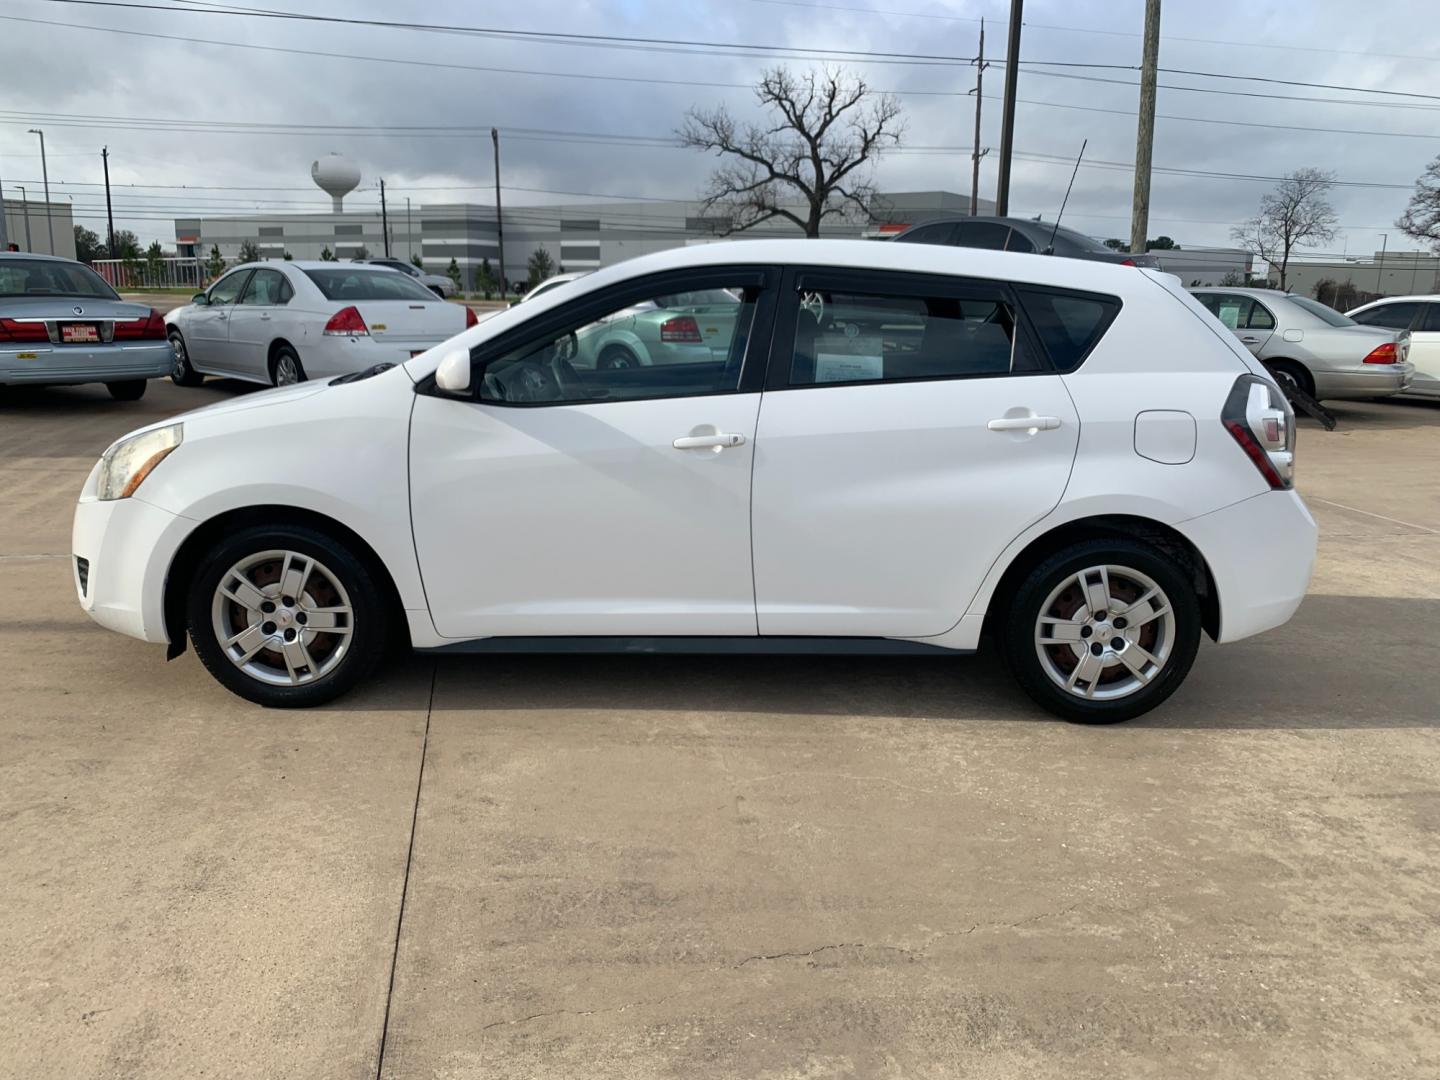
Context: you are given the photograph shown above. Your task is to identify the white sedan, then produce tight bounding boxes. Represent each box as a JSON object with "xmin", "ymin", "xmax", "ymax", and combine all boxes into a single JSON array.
[
  {"xmin": 74, "ymin": 239, "xmax": 1316, "ymax": 723},
  {"xmin": 166, "ymin": 261, "xmax": 477, "ymax": 387}
]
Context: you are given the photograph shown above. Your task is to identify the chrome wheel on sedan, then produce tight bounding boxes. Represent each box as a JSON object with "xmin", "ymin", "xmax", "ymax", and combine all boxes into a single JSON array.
[
  {"xmin": 1034, "ymin": 564, "xmax": 1176, "ymax": 700},
  {"xmin": 274, "ymin": 352, "xmax": 302, "ymax": 386},
  {"xmin": 211, "ymin": 550, "xmax": 353, "ymax": 686}
]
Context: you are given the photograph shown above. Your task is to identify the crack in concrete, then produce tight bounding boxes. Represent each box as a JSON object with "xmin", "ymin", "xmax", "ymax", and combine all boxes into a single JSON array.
[
  {"xmin": 482, "ymin": 995, "xmax": 673, "ymax": 1031},
  {"xmin": 736, "ymin": 942, "xmax": 918, "ymax": 966}
]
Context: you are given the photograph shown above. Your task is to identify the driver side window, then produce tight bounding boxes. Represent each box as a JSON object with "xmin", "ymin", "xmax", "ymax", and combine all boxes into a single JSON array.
[
  {"xmin": 208, "ymin": 270, "xmax": 251, "ymax": 306},
  {"xmin": 478, "ymin": 282, "xmax": 761, "ymax": 406}
]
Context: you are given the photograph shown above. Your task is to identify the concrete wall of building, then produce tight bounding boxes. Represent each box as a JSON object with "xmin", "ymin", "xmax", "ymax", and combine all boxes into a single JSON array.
[
  {"xmin": 2, "ymin": 199, "xmax": 76, "ymax": 258},
  {"xmin": 1148, "ymin": 246, "xmax": 1253, "ymax": 287},
  {"xmin": 173, "ymin": 191, "xmax": 974, "ymax": 290},
  {"xmin": 1273, "ymin": 251, "xmax": 1440, "ymax": 299}
]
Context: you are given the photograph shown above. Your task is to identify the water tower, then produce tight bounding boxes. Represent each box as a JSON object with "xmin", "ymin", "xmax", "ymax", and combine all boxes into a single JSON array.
[{"xmin": 311, "ymin": 153, "xmax": 360, "ymax": 212}]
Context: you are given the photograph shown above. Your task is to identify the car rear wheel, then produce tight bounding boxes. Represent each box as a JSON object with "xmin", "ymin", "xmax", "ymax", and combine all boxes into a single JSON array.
[
  {"xmin": 169, "ymin": 330, "xmax": 204, "ymax": 387},
  {"xmin": 106, "ymin": 379, "xmax": 147, "ymax": 401},
  {"xmin": 271, "ymin": 346, "xmax": 306, "ymax": 387},
  {"xmin": 186, "ymin": 524, "xmax": 388, "ymax": 707},
  {"xmin": 597, "ymin": 345, "xmax": 640, "ymax": 370},
  {"xmin": 1002, "ymin": 538, "xmax": 1201, "ymax": 723},
  {"xmin": 1267, "ymin": 360, "xmax": 1313, "ymax": 400}
]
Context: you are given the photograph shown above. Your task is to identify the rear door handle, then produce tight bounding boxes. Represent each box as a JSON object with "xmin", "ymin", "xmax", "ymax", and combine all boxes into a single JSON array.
[
  {"xmin": 1239, "ymin": 335, "xmax": 1259, "ymax": 343},
  {"xmin": 987, "ymin": 415, "xmax": 1060, "ymax": 432},
  {"xmin": 673, "ymin": 433, "xmax": 746, "ymax": 450},
  {"xmin": 260, "ymin": 312, "xmax": 271, "ymax": 320}
]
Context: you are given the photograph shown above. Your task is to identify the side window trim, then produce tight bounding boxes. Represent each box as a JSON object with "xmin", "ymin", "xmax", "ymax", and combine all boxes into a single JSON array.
[
  {"xmin": 766, "ymin": 266, "xmax": 1052, "ymax": 392},
  {"xmin": 419, "ymin": 265, "xmax": 781, "ymax": 406}
]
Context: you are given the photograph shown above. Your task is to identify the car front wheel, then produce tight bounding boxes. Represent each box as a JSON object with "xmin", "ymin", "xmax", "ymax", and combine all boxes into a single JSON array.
[
  {"xmin": 186, "ymin": 524, "xmax": 388, "ymax": 707},
  {"xmin": 1002, "ymin": 538, "xmax": 1201, "ymax": 723},
  {"xmin": 169, "ymin": 330, "xmax": 204, "ymax": 387}
]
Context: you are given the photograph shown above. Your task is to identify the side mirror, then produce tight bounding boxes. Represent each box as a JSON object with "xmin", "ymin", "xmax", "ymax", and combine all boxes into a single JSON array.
[
  {"xmin": 191, "ymin": 293, "xmax": 209, "ymax": 306},
  {"xmin": 435, "ymin": 349, "xmax": 472, "ymax": 395}
]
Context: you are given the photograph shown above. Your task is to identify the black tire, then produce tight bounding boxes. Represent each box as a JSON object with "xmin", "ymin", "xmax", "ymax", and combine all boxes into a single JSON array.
[
  {"xmin": 186, "ymin": 524, "xmax": 389, "ymax": 708},
  {"xmin": 169, "ymin": 330, "xmax": 205, "ymax": 387},
  {"xmin": 1267, "ymin": 359, "xmax": 1314, "ymax": 400},
  {"xmin": 270, "ymin": 345, "xmax": 306, "ymax": 387},
  {"xmin": 106, "ymin": 379, "xmax": 147, "ymax": 401},
  {"xmin": 597, "ymin": 345, "xmax": 640, "ymax": 370},
  {"xmin": 1001, "ymin": 538, "xmax": 1202, "ymax": 724}
]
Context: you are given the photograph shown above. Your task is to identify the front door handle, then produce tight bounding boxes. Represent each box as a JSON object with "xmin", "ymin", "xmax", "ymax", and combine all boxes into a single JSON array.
[
  {"xmin": 673, "ymin": 432, "xmax": 746, "ymax": 450},
  {"xmin": 987, "ymin": 415, "xmax": 1060, "ymax": 432},
  {"xmin": 260, "ymin": 312, "xmax": 271, "ymax": 320}
]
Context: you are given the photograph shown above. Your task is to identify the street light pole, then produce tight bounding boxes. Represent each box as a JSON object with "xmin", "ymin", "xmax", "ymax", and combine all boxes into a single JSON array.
[
  {"xmin": 1377, "ymin": 232, "xmax": 1388, "ymax": 294},
  {"xmin": 406, "ymin": 197, "xmax": 413, "ymax": 261},
  {"xmin": 379, "ymin": 177, "xmax": 391, "ymax": 257},
  {"xmin": 994, "ymin": 0, "xmax": 1023, "ymax": 216},
  {"xmin": 0, "ymin": 159, "xmax": 9, "ymax": 251},
  {"xmin": 492, "ymin": 127, "xmax": 506, "ymax": 297},
  {"xmin": 28, "ymin": 129, "xmax": 54, "ymax": 255},
  {"xmin": 102, "ymin": 145, "xmax": 116, "ymax": 258}
]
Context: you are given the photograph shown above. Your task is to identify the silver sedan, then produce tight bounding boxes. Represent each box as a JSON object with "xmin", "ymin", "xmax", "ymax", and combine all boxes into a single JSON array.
[
  {"xmin": 0, "ymin": 253, "xmax": 174, "ymax": 400},
  {"xmin": 1190, "ymin": 287, "xmax": 1412, "ymax": 400}
]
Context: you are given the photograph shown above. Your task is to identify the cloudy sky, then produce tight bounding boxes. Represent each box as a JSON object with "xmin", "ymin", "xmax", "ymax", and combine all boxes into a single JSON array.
[{"xmin": 2, "ymin": 0, "xmax": 1438, "ymax": 258}]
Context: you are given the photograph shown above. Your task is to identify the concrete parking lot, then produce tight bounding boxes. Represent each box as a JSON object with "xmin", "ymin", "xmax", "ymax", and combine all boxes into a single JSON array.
[{"xmin": 3, "ymin": 379, "xmax": 1438, "ymax": 1079}]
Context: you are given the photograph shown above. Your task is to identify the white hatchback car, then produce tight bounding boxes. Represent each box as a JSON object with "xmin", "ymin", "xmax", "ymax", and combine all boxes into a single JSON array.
[
  {"xmin": 165, "ymin": 261, "xmax": 477, "ymax": 387},
  {"xmin": 73, "ymin": 240, "xmax": 1316, "ymax": 723}
]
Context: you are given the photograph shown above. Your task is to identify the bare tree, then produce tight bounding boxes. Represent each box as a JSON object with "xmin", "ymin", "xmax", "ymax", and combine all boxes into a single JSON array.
[
  {"xmin": 679, "ymin": 66, "xmax": 903, "ymax": 238},
  {"xmin": 1230, "ymin": 168, "xmax": 1338, "ymax": 291},
  {"xmin": 1398, "ymin": 153, "xmax": 1440, "ymax": 250}
]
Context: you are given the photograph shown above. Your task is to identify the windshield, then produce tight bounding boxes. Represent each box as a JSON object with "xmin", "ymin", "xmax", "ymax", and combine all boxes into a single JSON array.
[
  {"xmin": 0, "ymin": 258, "xmax": 121, "ymax": 300},
  {"xmin": 303, "ymin": 267, "xmax": 439, "ymax": 302},
  {"xmin": 1287, "ymin": 295, "xmax": 1355, "ymax": 327}
]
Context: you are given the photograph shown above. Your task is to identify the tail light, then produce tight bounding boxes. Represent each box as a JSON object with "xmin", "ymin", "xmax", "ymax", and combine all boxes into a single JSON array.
[
  {"xmin": 112, "ymin": 309, "xmax": 167, "ymax": 340},
  {"xmin": 1222, "ymin": 374, "xmax": 1294, "ymax": 490},
  {"xmin": 1120, "ymin": 257, "xmax": 1137, "ymax": 267},
  {"xmin": 660, "ymin": 315, "xmax": 702, "ymax": 343},
  {"xmin": 0, "ymin": 318, "xmax": 49, "ymax": 343},
  {"xmin": 464, "ymin": 305, "xmax": 478, "ymax": 329},
  {"xmin": 323, "ymin": 306, "xmax": 369, "ymax": 337},
  {"xmin": 1362, "ymin": 342, "xmax": 1397, "ymax": 364}
]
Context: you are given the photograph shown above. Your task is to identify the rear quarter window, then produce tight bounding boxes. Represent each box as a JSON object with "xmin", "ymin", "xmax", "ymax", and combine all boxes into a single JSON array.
[{"xmin": 1014, "ymin": 287, "xmax": 1121, "ymax": 372}]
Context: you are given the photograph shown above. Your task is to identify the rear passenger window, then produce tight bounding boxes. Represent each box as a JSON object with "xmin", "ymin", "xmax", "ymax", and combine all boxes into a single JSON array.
[
  {"xmin": 788, "ymin": 288, "xmax": 1029, "ymax": 385},
  {"xmin": 1247, "ymin": 301, "xmax": 1275, "ymax": 330},
  {"xmin": 1419, "ymin": 305, "xmax": 1440, "ymax": 332},
  {"xmin": 1015, "ymin": 287, "xmax": 1121, "ymax": 373},
  {"xmin": 896, "ymin": 223, "xmax": 955, "ymax": 245},
  {"xmin": 1353, "ymin": 301, "xmax": 1419, "ymax": 330}
]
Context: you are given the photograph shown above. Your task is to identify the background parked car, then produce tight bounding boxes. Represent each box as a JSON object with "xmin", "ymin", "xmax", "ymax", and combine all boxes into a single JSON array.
[
  {"xmin": 0, "ymin": 252, "xmax": 173, "ymax": 400},
  {"xmin": 892, "ymin": 215, "xmax": 1161, "ymax": 268},
  {"xmin": 166, "ymin": 261, "xmax": 476, "ymax": 387},
  {"xmin": 573, "ymin": 287, "xmax": 744, "ymax": 369},
  {"xmin": 514, "ymin": 271, "xmax": 589, "ymax": 306},
  {"xmin": 363, "ymin": 257, "xmax": 456, "ymax": 298},
  {"xmin": 1190, "ymin": 287, "xmax": 1412, "ymax": 401},
  {"xmin": 1346, "ymin": 295, "xmax": 1440, "ymax": 399}
]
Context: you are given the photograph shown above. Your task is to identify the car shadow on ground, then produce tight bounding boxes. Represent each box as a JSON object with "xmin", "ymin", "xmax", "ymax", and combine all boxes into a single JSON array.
[{"xmin": 305, "ymin": 592, "xmax": 1440, "ymax": 732}]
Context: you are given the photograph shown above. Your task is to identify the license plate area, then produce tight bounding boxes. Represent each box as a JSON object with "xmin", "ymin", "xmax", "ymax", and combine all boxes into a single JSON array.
[{"xmin": 61, "ymin": 323, "xmax": 100, "ymax": 344}]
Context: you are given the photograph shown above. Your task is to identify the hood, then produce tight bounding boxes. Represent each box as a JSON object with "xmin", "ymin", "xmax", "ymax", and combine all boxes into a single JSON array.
[{"xmin": 173, "ymin": 380, "xmax": 331, "ymax": 423}]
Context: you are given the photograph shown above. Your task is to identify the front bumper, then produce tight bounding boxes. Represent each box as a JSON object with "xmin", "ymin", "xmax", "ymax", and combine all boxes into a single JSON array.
[
  {"xmin": 1, "ymin": 341, "xmax": 174, "ymax": 386},
  {"xmin": 1176, "ymin": 490, "xmax": 1317, "ymax": 644},
  {"xmin": 1314, "ymin": 361, "xmax": 1413, "ymax": 400},
  {"xmin": 72, "ymin": 464, "xmax": 193, "ymax": 643}
]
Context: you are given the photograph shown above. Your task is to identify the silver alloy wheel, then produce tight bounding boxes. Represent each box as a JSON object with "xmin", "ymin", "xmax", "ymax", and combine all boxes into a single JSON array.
[
  {"xmin": 1034, "ymin": 564, "xmax": 1176, "ymax": 701},
  {"xmin": 210, "ymin": 549, "xmax": 354, "ymax": 686},
  {"xmin": 170, "ymin": 335, "xmax": 189, "ymax": 378},
  {"xmin": 274, "ymin": 353, "xmax": 300, "ymax": 386}
]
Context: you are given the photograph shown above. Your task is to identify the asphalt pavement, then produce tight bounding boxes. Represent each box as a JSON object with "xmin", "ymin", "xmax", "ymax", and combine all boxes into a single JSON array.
[{"xmin": 2, "ymin": 379, "xmax": 1438, "ymax": 1079}]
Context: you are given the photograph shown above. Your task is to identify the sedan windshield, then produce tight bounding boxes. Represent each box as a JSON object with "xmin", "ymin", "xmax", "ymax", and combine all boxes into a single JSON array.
[
  {"xmin": 1287, "ymin": 295, "xmax": 1355, "ymax": 327},
  {"xmin": 0, "ymin": 258, "xmax": 121, "ymax": 300},
  {"xmin": 303, "ymin": 267, "xmax": 438, "ymax": 302}
]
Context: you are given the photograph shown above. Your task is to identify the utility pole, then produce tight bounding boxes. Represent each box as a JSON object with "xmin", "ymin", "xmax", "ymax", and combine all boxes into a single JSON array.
[
  {"xmin": 0, "ymin": 159, "xmax": 8, "ymax": 250},
  {"xmin": 406, "ymin": 196, "xmax": 413, "ymax": 261},
  {"xmin": 492, "ymin": 127, "xmax": 506, "ymax": 297},
  {"xmin": 969, "ymin": 19, "xmax": 988, "ymax": 217},
  {"xmin": 28, "ymin": 129, "xmax": 54, "ymax": 255},
  {"xmin": 102, "ymin": 146, "xmax": 116, "ymax": 258},
  {"xmin": 1377, "ymin": 232, "xmax": 1388, "ymax": 293},
  {"xmin": 18, "ymin": 185, "xmax": 32, "ymax": 251},
  {"xmin": 380, "ymin": 177, "xmax": 391, "ymax": 257},
  {"xmin": 994, "ymin": 0, "xmax": 1022, "ymax": 217},
  {"xmin": 1129, "ymin": 0, "xmax": 1161, "ymax": 256}
]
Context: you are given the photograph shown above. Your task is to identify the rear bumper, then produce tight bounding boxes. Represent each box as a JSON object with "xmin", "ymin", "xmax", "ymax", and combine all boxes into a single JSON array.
[
  {"xmin": 0, "ymin": 342, "xmax": 174, "ymax": 385},
  {"xmin": 1176, "ymin": 490, "xmax": 1317, "ymax": 644},
  {"xmin": 1314, "ymin": 362, "xmax": 1412, "ymax": 399},
  {"xmin": 72, "ymin": 466, "xmax": 193, "ymax": 644}
]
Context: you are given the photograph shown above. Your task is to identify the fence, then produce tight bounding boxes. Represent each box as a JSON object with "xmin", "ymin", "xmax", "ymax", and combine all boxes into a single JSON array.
[{"xmin": 91, "ymin": 256, "xmax": 204, "ymax": 291}]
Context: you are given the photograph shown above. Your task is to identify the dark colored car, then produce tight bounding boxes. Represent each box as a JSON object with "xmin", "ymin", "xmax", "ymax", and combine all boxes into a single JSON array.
[{"xmin": 892, "ymin": 216, "xmax": 1160, "ymax": 268}]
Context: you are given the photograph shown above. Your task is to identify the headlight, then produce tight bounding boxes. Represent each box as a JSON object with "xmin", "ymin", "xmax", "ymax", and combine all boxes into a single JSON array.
[{"xmin": 97, "ymin": 423, "xmax": 183, "ymax": 501}]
